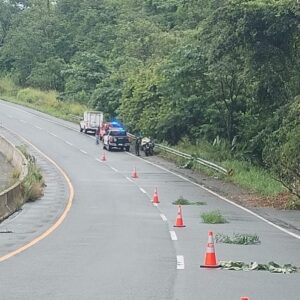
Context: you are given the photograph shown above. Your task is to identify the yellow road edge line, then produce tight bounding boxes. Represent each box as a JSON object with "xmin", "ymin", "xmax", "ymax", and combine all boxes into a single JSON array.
[{"xmin": 0, "ymin": 128, "xmax": 74, "ymax": 263}]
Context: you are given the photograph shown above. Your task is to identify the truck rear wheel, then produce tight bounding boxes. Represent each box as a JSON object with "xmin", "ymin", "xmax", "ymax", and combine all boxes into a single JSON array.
[{"xmin": 80, "ymin": 126, "xmax": 83, "ymax": 132}]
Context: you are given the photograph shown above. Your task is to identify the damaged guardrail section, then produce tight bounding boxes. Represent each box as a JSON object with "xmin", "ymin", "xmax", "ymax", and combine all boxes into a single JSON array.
[{"xmin": 0, "ymin": 136, "xmax": 28, "ymax": 221}]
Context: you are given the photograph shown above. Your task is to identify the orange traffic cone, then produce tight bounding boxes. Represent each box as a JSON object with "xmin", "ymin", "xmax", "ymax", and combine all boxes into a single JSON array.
[
  {"xmin": 240, "ymin": 298, "xmax": 249, "ymax": 300},
  {"xmin": 131, "ymin": 167, "xmax": 138, "ymax": 178},
  {"xmin": 200, "ymin": 231, "xmax": 220, "ymax": 268},
  {"xmin": 152, "ymin": 188, "xmax": 160, "ymax": 204},
  {"xmin": 174, "ymin": 205, "xmax": 186, "ymax": 227},
  {"xmin": 100, "ymin": 152, "xmax": 106, "ymax": 161}
]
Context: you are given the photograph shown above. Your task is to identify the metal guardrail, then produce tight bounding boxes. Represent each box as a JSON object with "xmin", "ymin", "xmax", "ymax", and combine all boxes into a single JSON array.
[
  {"xmin": 68, "ymin": 114, "xmax": 82, "ymax": 121},
  {"xmin": 156, "ymin": 144, "xmax": 229, "ymax": 175},
  {"xmin": 127, "ymin": 133, "xmax": 229, "ymax": 175}
]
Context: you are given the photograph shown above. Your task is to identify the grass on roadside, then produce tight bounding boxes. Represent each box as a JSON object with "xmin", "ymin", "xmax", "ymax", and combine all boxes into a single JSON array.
[
  {"xmin": 16, "ymin": 145, "xmax": 44, "ymax": 202},
  {"xmin": 0, "ymin": 77, "xmax": 87, "ymax": 122},
  {"xmin": 201, "ymin": 210, "xmax": 227, "ymax": 224},
  {"xmin": 158, "ymin": 138, "xmax": 285, "ymax": 199},
  {"xmin": 222, "ymin": 160, "xmax": 283, "ymax": 196}
]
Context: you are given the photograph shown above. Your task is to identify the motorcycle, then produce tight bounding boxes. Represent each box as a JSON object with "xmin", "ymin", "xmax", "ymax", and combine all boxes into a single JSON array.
[{"xmin": 141, "ymin": 137, "xmax": 154, "ymax": 156}]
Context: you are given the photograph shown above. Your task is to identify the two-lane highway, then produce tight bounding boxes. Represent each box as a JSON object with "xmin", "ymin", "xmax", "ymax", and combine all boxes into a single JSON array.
[{"xmin": 0, "ymin": 100, "xmax": 299, "ymax": 300}]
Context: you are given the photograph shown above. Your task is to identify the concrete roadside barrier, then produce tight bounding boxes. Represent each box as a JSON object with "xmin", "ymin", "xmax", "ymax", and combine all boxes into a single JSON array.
[{"xmin": 0, "ymin": 136, "xmax": 28, "ymax": 221}]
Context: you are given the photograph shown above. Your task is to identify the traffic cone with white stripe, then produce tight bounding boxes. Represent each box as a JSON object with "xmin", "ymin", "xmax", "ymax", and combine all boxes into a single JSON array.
[
  {"xmin": 200, "ymin": 231, "xmax": 220, "ymax": 268},
  {"xmin": 174, "ymin": 205, "xmax": 185, "ymax": 227},
  {"xmin": 100, "ymin": 152, "xmax": 106, "ymax": 161},
  {"xmin": 152, "ymin": 188, "xmax": 160, "ymax": 204},
  {"xmin": 240, "ymin": 298, "xmax": 249, "ymax": 300},
  {"xmin": 131, "ymin": 167, "xmax": 138, "ymax": 178}
]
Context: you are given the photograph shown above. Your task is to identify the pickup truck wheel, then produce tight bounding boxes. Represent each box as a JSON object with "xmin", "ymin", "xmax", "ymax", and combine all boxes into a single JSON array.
[
  {"xmin": 80, "ymin": 126, "xmax": 83, "ymax": 132},
  {"xmin": 125, "ymin": 147, "xmax": 130, "ymax": 152}
]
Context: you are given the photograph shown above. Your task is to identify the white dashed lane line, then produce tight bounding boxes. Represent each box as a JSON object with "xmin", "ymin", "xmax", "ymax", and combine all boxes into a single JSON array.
[
  {"xmin": 139, "ymin": 188, "xmax": 147, "ymax": 194},
  {"xmin": 80, "ymin": 149, "xmax": 88, "ymax": 154},
  {"xmin": 126, "ymin": 176, "xmax": 133, "ymax": 183},
  {"xmin": 160, "ymin": 214, "xmax": 167, "ymax": 222},
  {"xmin": 48, "ymin": 132, "xmax": 58, "ymax": 137},
  {"xmin": 65, "ymin": 141, "xmax": 73, "ymax": 146},
  {"xmin": 20, "ymin": 119, "xmax": 27, "ymax": 123},
  {"xmin": 170, "ymin": 231, "xmax": 177, "ymax": 241},
  {"xmin": 96, "ymin": 158, "xmax": 103, "ymax": 163},
  {"xmin": 177, "ymin": 255, "xmax": 185, "ymax": 270},
  {"xmin": 34, "ymin": 125, "xmax": 43, "ymax": 130},
  {"xmin": 110, "ymin": 166, "xmax": 118, "ymax": 172}
]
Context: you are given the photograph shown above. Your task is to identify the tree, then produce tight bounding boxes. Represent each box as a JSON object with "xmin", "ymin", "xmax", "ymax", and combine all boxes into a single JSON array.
[
  {"xmin": 62, "ymin": 52, "xmax": 107, "ymax": 103},
  {"xmin": 263, "ymin": 97, "xmax": 300, "ymax": 199}
]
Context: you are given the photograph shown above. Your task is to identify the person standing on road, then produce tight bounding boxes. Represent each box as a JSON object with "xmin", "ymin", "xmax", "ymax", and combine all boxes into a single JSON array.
[
  {"xmin": 135, "ymin": 136, "xmax": 142, "ymax": 156},
  {"xmin": 96, "ymin": 126, "xmax": 100, "ymax": 145}
]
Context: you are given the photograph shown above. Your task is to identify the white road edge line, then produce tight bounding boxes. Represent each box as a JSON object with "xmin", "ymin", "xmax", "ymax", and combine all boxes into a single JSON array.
[
  {"xmin": 160, "ymin": 214, "xmax": 167, "ymax": 222},
  {"xmin": 170, "ymin": 231, "xmax": 177, "ymax": 241},
  {"xmin": 177, "ymin": 255, "xmax": 185, "ymax": 270},
  {"xmin": 126, "ymin": 152, "xmax": 300, "ymax": 240}
]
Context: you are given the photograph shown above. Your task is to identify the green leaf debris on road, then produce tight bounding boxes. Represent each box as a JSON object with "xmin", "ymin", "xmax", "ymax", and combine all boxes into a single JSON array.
[{"xmin": 220, "ymin": 261, "xmax": 298, "ymax": 274}]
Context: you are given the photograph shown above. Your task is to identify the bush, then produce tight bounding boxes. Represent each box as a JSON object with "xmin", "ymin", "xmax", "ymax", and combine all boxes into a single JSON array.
[{"xmin": 201, "ymin": 210, "xmax": 227, "ymax": 224}]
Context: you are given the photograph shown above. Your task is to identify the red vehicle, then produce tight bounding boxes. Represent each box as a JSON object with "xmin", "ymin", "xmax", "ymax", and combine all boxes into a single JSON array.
[{"xmin": 99, "ymin": 121, "xmax": 123, "ymax": 140}]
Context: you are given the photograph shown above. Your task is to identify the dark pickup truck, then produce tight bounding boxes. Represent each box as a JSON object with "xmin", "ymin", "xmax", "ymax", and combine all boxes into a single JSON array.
[{"xmin": 103, "ymin": 129, "xmax": 130, "ymax": 151}]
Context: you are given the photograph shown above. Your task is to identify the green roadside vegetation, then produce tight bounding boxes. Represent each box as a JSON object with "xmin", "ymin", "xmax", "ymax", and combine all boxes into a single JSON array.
[
  {"xmin": 0, "ymin": 77, "xmax": 87, "ymax": 122},
  {"xmin": 201, "ymin": 210, "xmax": 228, "ymax": 224},
  {"xmin": 16, "ymin": 145, "xmax": 44, "ymax": 202},
  {"xmin": 160, "ymin": 140, "xmax": 285, "ymax": 196},
  {"xmin": 0, "ymin": 0, "xmax": 299, "ymax": 208}
]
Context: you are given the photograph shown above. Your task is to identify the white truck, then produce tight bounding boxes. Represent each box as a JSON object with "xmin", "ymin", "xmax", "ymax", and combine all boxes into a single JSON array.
[{"xmin": 79, "ymin": 111, "xmax": 104, "ymax": 135}]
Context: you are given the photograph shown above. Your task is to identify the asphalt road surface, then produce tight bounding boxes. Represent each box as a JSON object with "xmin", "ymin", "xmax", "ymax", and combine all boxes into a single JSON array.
[{"xmin": 0, "ymin": 100, "xmax": 299, "ymax": 300}]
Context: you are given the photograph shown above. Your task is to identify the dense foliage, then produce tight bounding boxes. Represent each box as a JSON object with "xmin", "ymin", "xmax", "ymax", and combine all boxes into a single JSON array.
[{"xmin": 0, "ymin": 0, "xmax": 299, "ymax": 196}]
